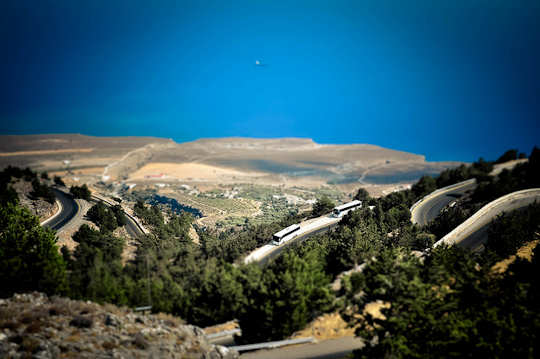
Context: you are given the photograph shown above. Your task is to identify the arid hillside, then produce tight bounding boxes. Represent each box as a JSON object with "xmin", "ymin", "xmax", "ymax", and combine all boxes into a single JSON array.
[
  {"xmin": 0, "ymin": 134, "xmax": 462, "ymax": 228},
  {"xmin": 0, "ymin": 135, "xmax": 460, "ymax": 190},
  {"xmin": 0, "ymin": 292, "xmax": 237, "ymax": 358},
  {"xmin": 0, "ymin": 134, "xmax": 173, "ymax": 177}
]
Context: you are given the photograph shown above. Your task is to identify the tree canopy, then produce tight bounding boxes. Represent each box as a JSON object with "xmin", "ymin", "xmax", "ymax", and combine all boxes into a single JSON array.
[
  {"xmin": 70, "ymin": 184, "xmax": 91, "ymax": 200},
  {"xmin": 0, "ymin": 202, "xmax": 67, "ymax": 298},
  {"xmin": 311, "ymin": 195, "xmax": 335, "ymax": 217}
]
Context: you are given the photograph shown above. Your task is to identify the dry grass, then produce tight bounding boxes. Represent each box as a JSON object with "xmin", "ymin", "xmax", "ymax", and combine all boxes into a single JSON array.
[
  {"xmin": 130, "ymin": 162, "xmax": 264, "ymax": 181},
  {"xmin": 490, "ymin": 159, "xmax": 528, "ymax": 176},
  {"xmin": 293, "ymin": 301, "xmax": 391, "ymax": 341},
  {"xmin": 491, "ymin": 239, "xmax": 539, "ymax": 274},
  {"xmin": 154, "ymin": 312, "xmax": 185, "ymax": 327},
  {"xmin": 203, "ymin": 320, "xmax": 238, "ymax": 335},
  {"xmin": 292, "ymin": 312, "xmax": 355, "ymax": 340},
  {"xmin": 362, "ymin": 301, "xmax": 391, "ymax": 321}
]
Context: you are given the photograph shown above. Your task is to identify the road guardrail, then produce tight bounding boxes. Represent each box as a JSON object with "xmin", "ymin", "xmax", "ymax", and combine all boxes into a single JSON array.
[
  {"xmin": 206, "ymin": 329, "xmax": 242, "ymax": 340},
  {"xmin": 230, "ymin": 337, "xmax": 316, "ymax": 352},
  {"xmin": 40, "ymin": 199, "xmax": 63, "ymax": 226}
]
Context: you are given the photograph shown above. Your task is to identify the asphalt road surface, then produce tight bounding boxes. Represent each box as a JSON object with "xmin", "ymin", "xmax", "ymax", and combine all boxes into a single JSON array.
[
  {"xmin": 44, "ymin": 188, "xmax": 143, "ymax": 238},
  {"xmin": 258, "ymin": 223, "xmax": 339, "ymax": 266},
  {"xmin": 414, "ymin": 181, "xmax": 476, "ymax": 226},
  {"xmin": 445, "ymin": 189, "xmax": 540, "ymax": 250},
  {"xmin": 43, "ymin": 188, "xmax": 79, "ymax": 231},
  {"xmin": 456, "ymin": 222, "xmax": 490, "ymax": 251},
  {"xmin": 124, "ymin": 215, "xmax": 144, "ymax": 237}
]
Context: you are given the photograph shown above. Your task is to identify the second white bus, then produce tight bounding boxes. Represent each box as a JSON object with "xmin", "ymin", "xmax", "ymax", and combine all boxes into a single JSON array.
[{"xmin": 333, "ymin": 200, "xmax": 362, "ymax": 217}]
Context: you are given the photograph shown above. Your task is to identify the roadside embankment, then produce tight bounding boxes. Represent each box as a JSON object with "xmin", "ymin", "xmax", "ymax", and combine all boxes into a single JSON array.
[{"xmin": 434, "ymin": 188, "xmax": 540, "ymax": 248}]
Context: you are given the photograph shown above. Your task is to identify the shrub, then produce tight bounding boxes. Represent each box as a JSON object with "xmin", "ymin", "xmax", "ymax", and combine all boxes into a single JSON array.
[
  {"xmin": 311, "ymin": 195, "xmax": 335, "ymax": 217},
  {"xmin": 495, "ymin": 149, "xmax": 518, "ymax": 164},
  {"xmin": 87, "ymin": 202, "xmax": 118, "ymax": 232},
  {"xmin": 69, "ymin": 315, "xmax": 93, "ymax": 328},
  {"xmin": 30, "ymin": 178, "xmax": 55, "ymax": 204},
  {"xmin": 53, "ymin": 176, "xmax": 65, "ymax": 186},
  {"xmin": 70, "ymin": 184, "xmax": 91, "ymax": 200},
  {"xmin": 0, "ymin": 202, "xmax": 67, "ymax": 298}
]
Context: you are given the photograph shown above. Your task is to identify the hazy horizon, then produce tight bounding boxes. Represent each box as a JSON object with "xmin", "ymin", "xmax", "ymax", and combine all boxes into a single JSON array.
[{"xmin": 2, "ymin": 1, "xmax": 539, "ymax": 162}]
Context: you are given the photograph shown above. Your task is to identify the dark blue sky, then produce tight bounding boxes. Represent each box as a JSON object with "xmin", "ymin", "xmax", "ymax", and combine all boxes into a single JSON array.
[{"xmin": 1, "ymin": 0, "xmax": 539, "ymax": 161}]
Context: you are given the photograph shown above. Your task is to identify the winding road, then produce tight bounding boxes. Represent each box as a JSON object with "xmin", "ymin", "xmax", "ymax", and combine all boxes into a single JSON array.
[
  {"xmin": 42, "ymin": 187, "xmax": 145, "ymax": 238},
  {"xmin": 411, "ymin": 179, "xmax": 540, "ymax": 250},
  {"xmin": 244, "ymin": 212, "xmax": 354, "ymax": 266},
  {"xmin": 43, "ymin": 164, "xmax": 536, "ymax": 358},
  {"xmin": 125, "ymin": 216, "xmax": 144, "ymax": 237},
  {"xmin": 257, "ymin": 222, "xmax": 340, "ymax": 266},
  {"xmin": 90, "ymin": 193, "xmax": 146, "ymax": 237},
  {"xmin": 410, "ymin": 179, "xmax": 477, "ymax": 226},
  {"xmin": 42, "ymin": 188, "xmax": 79, "ymax": 231},
  {"xmin": 435, "ymin": 188, "xmax": 540, "ymax": 250}
]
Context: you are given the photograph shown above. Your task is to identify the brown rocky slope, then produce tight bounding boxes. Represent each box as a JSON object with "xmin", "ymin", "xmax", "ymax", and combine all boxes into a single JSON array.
[{"xmin": 0, "ymin": 292, "xmax": 238, "ymax": 359}]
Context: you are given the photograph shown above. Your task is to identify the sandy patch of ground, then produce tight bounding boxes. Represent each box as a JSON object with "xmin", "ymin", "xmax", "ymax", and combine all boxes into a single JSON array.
[
  {"xmin": 49, "ymin": 167, "xmax": 105, "ymax": 178},
  {"xmin": 336, "ymin": 182, "xmax": 414, "ymax": 198},
  {"xmin": 130, "ymin": 162, "xmax": 265, "ymax": 181},
  {"xmin": 490, "ymin": 159, "xmax": 528, "ymax": 176},
  {"xmin": 363, "ymin": 301, "xmax": 391, "ymax": 320},
  {"xmin": 0, "ymin": 148, "xmax": 94, "ymax": 156},
  {"xmin": 293, "ymin": 301, "xmax": 390, "ymax": 341},
  {"xmin": 189, "ymin": 225, "xmax": 200, "ymax": 244},
  {"xmin": 203, "ymin": 320, "xmax": 239, "ymax": 335},
  {"xmin": 71, "ymin": 166, "xmax": 106, "ymax": 175},
  {"xmin": 292, "ymin": 312, "xmax": 355, "ymax": 340},
  {"xmin": 491, "ymin": 238, "xmax": 539, "ymax": 274}
]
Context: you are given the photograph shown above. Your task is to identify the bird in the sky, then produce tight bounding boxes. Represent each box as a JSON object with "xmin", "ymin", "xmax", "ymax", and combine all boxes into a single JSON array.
[{"xmin": 255, "ymin": 60, "xmax": 267, "ymax": 67}]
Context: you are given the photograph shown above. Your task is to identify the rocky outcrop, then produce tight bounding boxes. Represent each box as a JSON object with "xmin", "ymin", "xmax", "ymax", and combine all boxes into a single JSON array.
[
  {"xmin": 0, "ymin": 292, "xmax": 238, "ymax": 359},
  {"xmin": 12, "ymin": 179, "xmax": 57, "ymax": 221}
]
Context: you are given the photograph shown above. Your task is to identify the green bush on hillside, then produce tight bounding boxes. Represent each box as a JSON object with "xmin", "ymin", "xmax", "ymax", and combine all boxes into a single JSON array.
[
  {"xmin": 0, "ymin": 202, "xmax": 67, "ymax": 298},
  {"xmin": 70, "ymin": 184, "xmax": 91, "ymax": 200},
  {"xmin": 311, "ymin": 195, "xmax": 335, "ymax": 217}
]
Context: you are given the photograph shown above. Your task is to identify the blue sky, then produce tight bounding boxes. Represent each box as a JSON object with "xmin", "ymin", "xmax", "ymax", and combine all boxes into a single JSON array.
[{"xmin": 1, "ymin": 0, "xmax": 539, "ymax": 161}]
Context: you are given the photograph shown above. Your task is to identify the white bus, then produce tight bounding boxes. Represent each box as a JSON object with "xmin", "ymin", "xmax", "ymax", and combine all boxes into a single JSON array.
[
  {"xmin": 333, "ymin": 200, "xmax": 362, "ymax": 217},
  {"xmin": 272, "ymin": 224, "xmax": 301, "ymax": 245}
]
